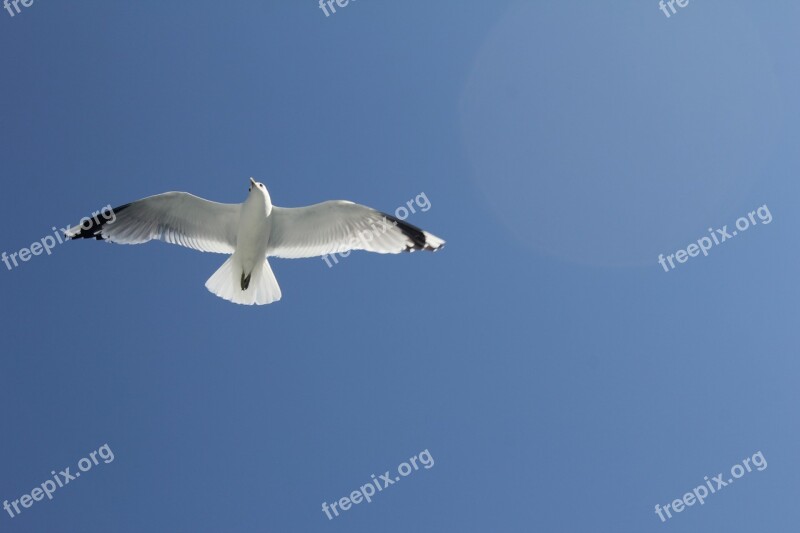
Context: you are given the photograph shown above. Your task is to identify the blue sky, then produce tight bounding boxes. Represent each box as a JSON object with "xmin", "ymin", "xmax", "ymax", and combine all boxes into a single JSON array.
[{"xmin": 1, "ymin": 1, "xmax": 799, "ymax": 531}]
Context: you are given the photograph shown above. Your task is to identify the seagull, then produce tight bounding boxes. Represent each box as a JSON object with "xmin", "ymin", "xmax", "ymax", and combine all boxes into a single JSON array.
[{"xmin": 66, "ymin": 178, "xmax": 445, "ymax": 305}]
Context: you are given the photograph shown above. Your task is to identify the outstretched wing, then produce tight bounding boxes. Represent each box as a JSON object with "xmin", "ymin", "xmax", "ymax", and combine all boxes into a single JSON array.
[
  {"xmin": 67, "ymin": 192, "xmax": 241, "ymax": 254},
  {"xmin": 267, "ymin": 201, "xmax": 445, "ymax": 259}
]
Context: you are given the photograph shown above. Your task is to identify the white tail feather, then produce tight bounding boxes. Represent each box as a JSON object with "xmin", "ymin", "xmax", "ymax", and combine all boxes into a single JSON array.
[{"xmin": 205, "ymin": 256, "xmax": 282, "ymax": 305}]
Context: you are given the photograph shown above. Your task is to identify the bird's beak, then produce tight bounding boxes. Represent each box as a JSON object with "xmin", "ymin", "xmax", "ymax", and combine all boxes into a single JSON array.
[{"xmin": 249, "ymin": 177, "xmax": 256, "ymax": 186}]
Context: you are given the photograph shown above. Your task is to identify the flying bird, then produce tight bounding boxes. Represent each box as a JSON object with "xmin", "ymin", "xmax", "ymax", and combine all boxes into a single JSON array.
[{"xmin": 66, "ymin": 179, "xmax": 445, "ymax": 305}]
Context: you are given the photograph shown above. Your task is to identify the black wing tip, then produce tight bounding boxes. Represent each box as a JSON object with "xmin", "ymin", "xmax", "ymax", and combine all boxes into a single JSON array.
[
  {"xmin": 67, "ymin": 203, "xmax": 131, "ymax": 241},
  {"xmin": 380, "ymin": 213, "xmax": 444, "ymax": 252}
]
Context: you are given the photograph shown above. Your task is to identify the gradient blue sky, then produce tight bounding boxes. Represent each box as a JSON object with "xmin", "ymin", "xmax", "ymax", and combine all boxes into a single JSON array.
[{"xmin": 1, "ymin": 1, "xmax": 799, "ymax": 531}]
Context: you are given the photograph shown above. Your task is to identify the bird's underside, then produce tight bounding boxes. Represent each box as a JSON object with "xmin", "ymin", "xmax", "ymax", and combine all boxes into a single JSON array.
[{"xmin": 66, "ymin": 183, "xmax": 445, "ymax": 305}]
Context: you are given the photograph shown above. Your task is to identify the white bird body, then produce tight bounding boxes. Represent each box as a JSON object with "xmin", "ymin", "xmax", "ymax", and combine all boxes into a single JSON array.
[
  {"xmin": 67, "ymin": 178, "xmax": 445, "ymax": 305},
  {"xmin": 235, "ymin": 180, "xmax": 273, "ymax": 285},
  {"xmin": 239, "ymin": 178, "xmax": 273, "ymax": 265}
]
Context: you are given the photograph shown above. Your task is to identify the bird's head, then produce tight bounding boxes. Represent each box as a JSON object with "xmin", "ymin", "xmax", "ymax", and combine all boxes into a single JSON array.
[
  {"xmin": 248, "ymin": 177, "xmax": 272, "ymax": 210},
  {"xmin": 249, "ymin": 177, "xmax": 270, "ymax": 195}
]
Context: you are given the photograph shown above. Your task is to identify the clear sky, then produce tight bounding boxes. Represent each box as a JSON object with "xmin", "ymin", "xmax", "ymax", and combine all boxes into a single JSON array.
[{"xmin": 1, "ymin": 1, "xmax": 799, "ymax": 531}]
